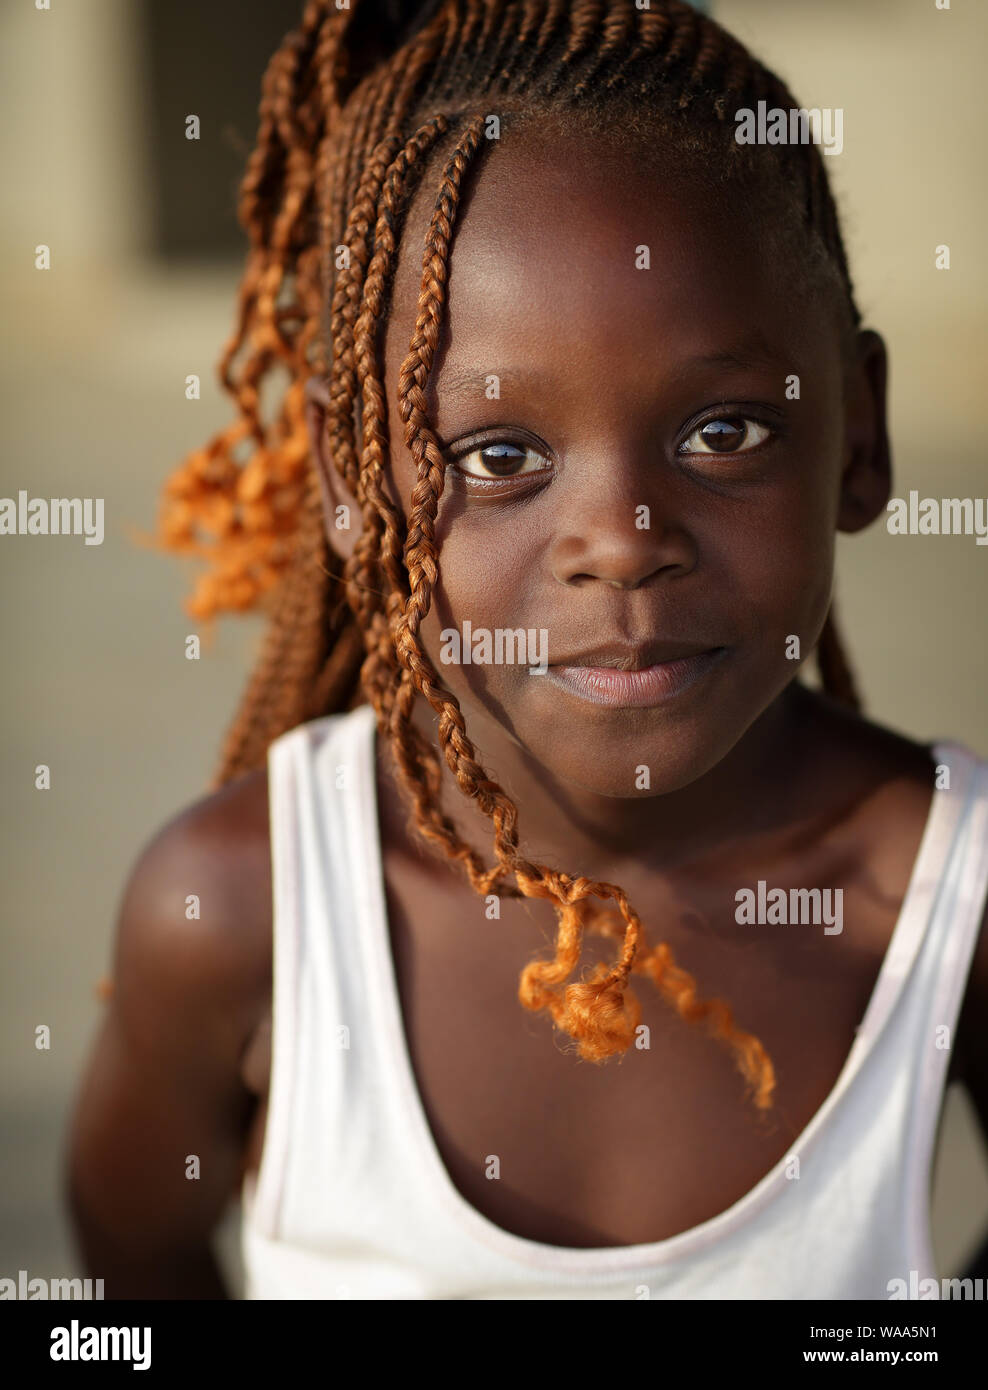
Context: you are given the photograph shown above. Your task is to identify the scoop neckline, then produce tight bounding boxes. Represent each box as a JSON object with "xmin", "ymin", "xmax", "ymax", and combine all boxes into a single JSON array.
[{"xmin": 353, "ymin": 705, "xmax": 964, "ymax": 1272}]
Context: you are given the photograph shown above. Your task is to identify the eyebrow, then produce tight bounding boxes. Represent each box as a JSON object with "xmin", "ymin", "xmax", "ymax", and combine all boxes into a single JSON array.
[
  {"xmin": 433, "ymin": 333, "xmax": 790, "ymax": 399},
  {"xmin": 685, "ymin": 332, "xmax": 791, "ymax": 373},
  {"xmin": 432, "ymin": 364, "xmax": 554, "ymax": 398}
]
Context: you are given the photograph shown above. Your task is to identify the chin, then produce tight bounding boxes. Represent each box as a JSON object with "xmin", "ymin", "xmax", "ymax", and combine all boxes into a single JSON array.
[{"xmin": 516, "ymin": 718, "xmax": 751, "ymax": 799}]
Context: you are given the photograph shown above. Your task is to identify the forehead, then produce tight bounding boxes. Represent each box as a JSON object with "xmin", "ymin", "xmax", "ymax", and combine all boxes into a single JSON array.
[{"xmin": 382, "ymin": 121, "xmax": 831, "ymax": 417}]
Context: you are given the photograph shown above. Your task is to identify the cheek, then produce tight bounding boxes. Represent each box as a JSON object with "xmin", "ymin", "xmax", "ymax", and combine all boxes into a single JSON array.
[
  {"xmin": 418, "ymin": 506, "xmax": 536, "ymax": 674},
  {"xmin": 706, "ymin": 475, "xmax": 838, "ymax": 656}
]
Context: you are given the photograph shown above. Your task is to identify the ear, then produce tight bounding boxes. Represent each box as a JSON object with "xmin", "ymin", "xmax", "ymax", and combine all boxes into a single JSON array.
[
  {"xmin": 836, "ymin": 328, "xmax": 892, "ymax": 534},
  {"xmin": 304, "ymin": 374, "xmax": 363, "ymax": 561}
]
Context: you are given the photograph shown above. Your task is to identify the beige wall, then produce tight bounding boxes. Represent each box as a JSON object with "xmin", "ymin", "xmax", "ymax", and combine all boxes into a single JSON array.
[{"xmin": 0, "ymin": 0, "xmax": 151, "ymax": 264}]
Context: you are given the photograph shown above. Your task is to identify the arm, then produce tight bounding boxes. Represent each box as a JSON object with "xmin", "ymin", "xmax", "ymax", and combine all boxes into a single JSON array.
[{"xmin": 64, "ymin": 773, "xmax": 271, "ymax": 1299}]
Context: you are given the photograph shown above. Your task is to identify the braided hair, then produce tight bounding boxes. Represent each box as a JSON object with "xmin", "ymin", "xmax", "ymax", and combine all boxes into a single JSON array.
[{"xmin": 155, "ymin": 0, "xmax": 866, "ymax": 1112}]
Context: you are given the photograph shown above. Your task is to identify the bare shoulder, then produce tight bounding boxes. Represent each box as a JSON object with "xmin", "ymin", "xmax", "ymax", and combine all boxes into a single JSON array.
[
  {"xmin": 797, "ymin": 687, "xmax": 988, "ymax": 1135},
  {"xmin": 65, "ymin": 766, "xmax": 274, "ymax": 1287},
  {"xmin": 833, "ymin": 705, "xmax": 988, "ymax": 1121},
  {"xmin": 112, "ymin": 764, "xmax": 273, "ymax": 1044}
]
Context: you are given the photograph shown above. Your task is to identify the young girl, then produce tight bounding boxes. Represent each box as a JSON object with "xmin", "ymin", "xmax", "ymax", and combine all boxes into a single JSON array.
[{"xmin": 67, "ymin": 0, "xmax": 988, "ymax": 1300}]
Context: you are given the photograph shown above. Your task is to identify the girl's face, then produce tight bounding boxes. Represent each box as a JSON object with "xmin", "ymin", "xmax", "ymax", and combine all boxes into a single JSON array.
[{"xmin": 327, "ymin": 122, "xmax": 889, "ymax": 798}]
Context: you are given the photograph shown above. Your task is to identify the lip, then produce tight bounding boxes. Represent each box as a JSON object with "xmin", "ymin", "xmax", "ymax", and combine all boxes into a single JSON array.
[
  {"xmin": 545, "ymin": 647, "xmax": 727, "ymax": 708},
  {"xmin": 549, "ymin": 639, "xmax": 721, "ymax": 670}
]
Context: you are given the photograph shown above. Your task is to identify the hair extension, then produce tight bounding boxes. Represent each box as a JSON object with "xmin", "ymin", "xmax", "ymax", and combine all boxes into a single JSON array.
[{"xmin": 152, "ymin": 0, "xmax": 870, "ymax": 1114}]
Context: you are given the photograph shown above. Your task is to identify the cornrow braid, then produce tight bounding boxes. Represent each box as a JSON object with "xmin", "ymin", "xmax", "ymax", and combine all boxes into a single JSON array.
[
  {"xmin": 153, "ymin": 0, "xmax": 870, "ymax": 1112},
  {"xmin": 350, "ymin": 118, "xmax": 507, "ymax": 886}
]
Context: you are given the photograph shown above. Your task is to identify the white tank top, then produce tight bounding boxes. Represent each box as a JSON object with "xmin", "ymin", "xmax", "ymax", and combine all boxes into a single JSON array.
[{"xmin": 240, "ymin": 703, "xmax": 988, "ymax": 1299}]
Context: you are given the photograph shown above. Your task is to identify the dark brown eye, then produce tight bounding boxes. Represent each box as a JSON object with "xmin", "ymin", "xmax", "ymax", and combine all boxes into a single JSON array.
[
  {"xmin": 454, "ymin": 442, "xmax": 550, "ymax": 480},
  {"xmin": 701, "ymin": 419, "xmax": 745, "ymax": 451},
  {"xmin": 681, "ymin": 417, "xmax": 771, "ymax": 455}
]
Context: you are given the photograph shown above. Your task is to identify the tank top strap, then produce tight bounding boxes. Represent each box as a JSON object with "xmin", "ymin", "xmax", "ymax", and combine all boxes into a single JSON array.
[
  {"xmin": 247, "ymin": 705, "xmax": 379, "ymax": 1238},
  {"xmin": 918, "ymin": 741, "xmax": 988, "ymax": 1017}
]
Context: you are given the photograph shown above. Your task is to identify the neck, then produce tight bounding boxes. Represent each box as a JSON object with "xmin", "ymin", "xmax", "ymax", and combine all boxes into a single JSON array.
[{"xmin": 389, "ymin": 680, "xmax": 818, "ymax": 883}]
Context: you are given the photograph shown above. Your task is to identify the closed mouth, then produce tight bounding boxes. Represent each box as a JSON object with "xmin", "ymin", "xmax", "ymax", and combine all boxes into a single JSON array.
[{"xmin": 545, "ymin": 646, "xmax": 728, "ymax": 707}]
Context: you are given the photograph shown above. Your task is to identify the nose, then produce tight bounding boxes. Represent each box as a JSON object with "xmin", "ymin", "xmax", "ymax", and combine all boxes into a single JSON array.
[{"xmin": 548, "ymin": 463, "xmax": 697, "ymax": 591}]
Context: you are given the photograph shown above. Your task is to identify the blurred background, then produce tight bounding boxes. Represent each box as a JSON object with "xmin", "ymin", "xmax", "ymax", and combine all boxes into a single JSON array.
[{"xmin": 1, "ymin": 0, "xmax": 986, "ymax": 1299}]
